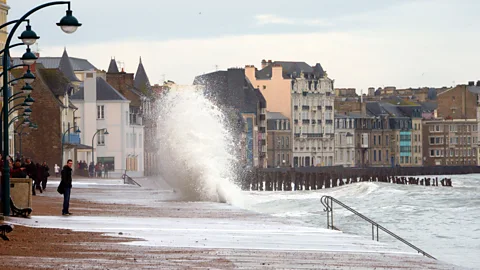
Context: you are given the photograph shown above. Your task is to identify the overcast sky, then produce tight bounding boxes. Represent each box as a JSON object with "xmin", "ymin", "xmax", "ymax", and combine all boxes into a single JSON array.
[{"xmin": 7, "ymin": 0, "xmax": 480, "ymax": 91}]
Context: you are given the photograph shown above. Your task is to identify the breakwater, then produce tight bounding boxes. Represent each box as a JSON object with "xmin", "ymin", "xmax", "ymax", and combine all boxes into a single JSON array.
[{"xmin": 241, "ymin": 165, "xmax": 479, "ymax": 191}]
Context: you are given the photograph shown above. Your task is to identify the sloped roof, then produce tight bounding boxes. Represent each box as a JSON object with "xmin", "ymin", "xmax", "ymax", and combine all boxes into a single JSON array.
[
  {"xmin": 70, "ymin": 77, "xmax": 128, "ymax": 101},
  {"xmin": 420, "ymin": 102, "xmax": 438, "ymax": 112},
  {"xmin": 256, "ymin": 61, "xmax": 325, "ymax": 79},
  {"xmin": 58, "ymin": 48, "xmax": 80, "ymax": 82},
  {"xmin": 37, "ymin": 68, "xmax": 73, "ymax": 96},
  {"xmin": 193, "ymin": 68, "xmax": 264, "ymax": 114},
  {"xmin": 13, "ymin": 55, "xmax": 97, "ymax": 71},
  {"xmin": 107, "ymin": 58, "xmax": 119, "ymax": 73},
  {"xmin": 134, "ymin": 57, "xmax": 151, "ymax": 93}
]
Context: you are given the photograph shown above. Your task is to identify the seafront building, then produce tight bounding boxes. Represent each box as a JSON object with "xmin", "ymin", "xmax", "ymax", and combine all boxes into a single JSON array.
[{"xmin": 71, "ymin": 70, "xmax": 145, "ymax": 177}]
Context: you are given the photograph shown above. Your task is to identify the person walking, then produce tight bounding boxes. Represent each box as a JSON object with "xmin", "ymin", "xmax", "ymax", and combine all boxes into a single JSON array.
[
  {"xmin": 54, "ymin": 164, "xmax": 60, "ymax": 177},
  {"xmin": 41, "ymin": 161, "xmax": 50, "ymax": 190},
  {"xmin": 60, "ymin": 159, "xmax": 73, "ymax": 216}
]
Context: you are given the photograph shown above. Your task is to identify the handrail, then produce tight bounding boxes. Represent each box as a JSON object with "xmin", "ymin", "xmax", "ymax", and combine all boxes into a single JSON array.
[
  {"xmin": 320, "ymin": 195, "xmax": 436, "ymax": 260},
  {"xmin": 123, "ymin": 171, "xmax": 141, "ymax": 187}
]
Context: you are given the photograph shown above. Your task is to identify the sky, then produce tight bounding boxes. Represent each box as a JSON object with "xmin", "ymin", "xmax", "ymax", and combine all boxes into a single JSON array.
[{"xmin": 7, "ymin": 0, "xmax": 480, "ymax": 92}]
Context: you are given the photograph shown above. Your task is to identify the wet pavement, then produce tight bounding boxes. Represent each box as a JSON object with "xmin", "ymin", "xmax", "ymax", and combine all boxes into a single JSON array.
[{"xmin": 6, "ymin": 177, "xmax": 463, "ymax": 269}]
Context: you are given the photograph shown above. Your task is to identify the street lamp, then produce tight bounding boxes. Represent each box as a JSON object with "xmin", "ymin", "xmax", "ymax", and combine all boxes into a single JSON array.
[
  {"xmin": 20, "ymin": 46, "xmax": 38, "ymax": 65},
  {"xmin": 2, "ymin": 1, "xmax": 82, "ymax": 216},
  {"xmin": 18, "ymin": 24, "xmax": 40, "ymax": 46},
  {"xmin": 91, "ymin": 128, "xmax": 109, "ymax": 167},
  {"xmin": 61, "ymin": 125, "xmax": 81, "ymax": 167},
  {"xmin": 21, "ymin": 84, "xmax": 33, "ymax": 95}
]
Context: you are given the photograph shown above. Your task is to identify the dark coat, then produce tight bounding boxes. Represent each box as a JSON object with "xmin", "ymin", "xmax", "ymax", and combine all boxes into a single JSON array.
[
  {"xmin": 36, "ymin": 163, "xmax": 44, "ymax": 180},
  {"xmin": 11, "ymin": 168, "xmax": 27, "ymax": 178},
  {"xmin": 61, "ymin": 165, "xmax": 73, "ymax": 188},
  {"xmin": 24, "ymin": 162, "xmax": 37, "ymax": 180}
]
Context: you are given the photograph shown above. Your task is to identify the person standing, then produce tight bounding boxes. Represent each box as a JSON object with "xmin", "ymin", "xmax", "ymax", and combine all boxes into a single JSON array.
[
  {"xmin": 60, "ymin": 159, "xmax": 73, "ymax": 216},
  {"xmin": 23, "ymin": 158, "xmax": 38, "ymax": 195}
]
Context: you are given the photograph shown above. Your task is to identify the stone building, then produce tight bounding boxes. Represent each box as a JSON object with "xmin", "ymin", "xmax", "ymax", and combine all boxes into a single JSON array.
[
  {"xmin": 291, "ymin": 71, "xmax": 335, "ymax": 167},
  {"xmin": 266, "ymin": 112, "xmax": 291, "ymax": 167},
  {"xmin": 422, "ymin": 119, "xmax": 478, "ymax": 166},
  {"xmin": 334, "ymin": 114, "xmax": 355, "ymax": 167},
  {"xmin": 11, "ymin": 64, "xmax": 80, "ymax": 168},
  {"xmin": 422, "ymin": 83, "xmax": 480, "ymax": 166},
  {"xmin": 351, "ymin": 101, "xmax": 422, "ymax": 167},
  {"xmin": 194, "ymin": 68, "xmax": 267, "ymax": 168}
]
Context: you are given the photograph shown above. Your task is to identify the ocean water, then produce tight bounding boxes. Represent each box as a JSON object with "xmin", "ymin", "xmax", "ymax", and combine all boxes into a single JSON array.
[
  {"xmin": 154, "ymin": 89, "xmax": 478, "ymax": 269},
  {"xmin": 242, "ymin": 174, "xmax": 480, "ymax": 269}
]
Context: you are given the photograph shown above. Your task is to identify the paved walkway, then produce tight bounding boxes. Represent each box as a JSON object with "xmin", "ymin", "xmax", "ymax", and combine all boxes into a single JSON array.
[{"xmin": 7, "ymin": 177, "xmax": 463, "ymax": 269}]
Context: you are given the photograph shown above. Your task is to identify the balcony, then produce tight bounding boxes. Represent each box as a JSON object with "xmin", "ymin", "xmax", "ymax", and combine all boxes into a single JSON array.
[
  {"xmin": 260, "ymin": 139, "xmax": 266, "ymax": 146},
  {"xmin": 259, "ymin": 127, "xmax": 266, "ymax": 133},
  {"xmin": 259, "ymin": 114, "xmax": 266, "ymax": 121},
  {"xmin": 64, "ymin": 133, "xmax": 80, "ymax": 144}
]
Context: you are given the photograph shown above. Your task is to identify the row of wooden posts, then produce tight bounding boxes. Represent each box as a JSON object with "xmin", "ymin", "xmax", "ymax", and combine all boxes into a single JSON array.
[{"xmin": 240, "ymin": 166, "xmax": 471, "ymax": 191}]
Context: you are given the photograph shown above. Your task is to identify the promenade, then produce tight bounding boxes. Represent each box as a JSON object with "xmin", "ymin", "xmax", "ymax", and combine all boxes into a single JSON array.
[{"xmin": 1, "ymin": 177, "xmax": 463, "ymax": 269}]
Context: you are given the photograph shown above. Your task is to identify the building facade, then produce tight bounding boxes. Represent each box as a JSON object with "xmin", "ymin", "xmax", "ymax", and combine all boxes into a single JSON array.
[
  {"xmin": 71, "ymin": 71, "xmax": 145, "ymax": 177},
  {"xmin": 422, "ymin": 119, "xmax": 478, "ymax": 166},
  {"xmin": 334, "ymin": 114, "xmax": 355, "ymax": 167},
  {"xmin": 105, "ymin": 58, "xmax": 157, "ymax": 175},
  {"xmin": 266, "ymin": 112, "xmax": 291, "ymax": 167},
  {"xmin": 291, "ymin": 72, "xmax": 335, "ymax": 167},
  {"xmin": 245, "ymin": 60, "xmax": 326, "ymax": 120}
]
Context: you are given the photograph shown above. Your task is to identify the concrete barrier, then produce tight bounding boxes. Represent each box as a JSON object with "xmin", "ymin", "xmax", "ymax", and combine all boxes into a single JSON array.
[{"xmin": 10, "ymin": 178, "xmax": 33, "ymax": 209}]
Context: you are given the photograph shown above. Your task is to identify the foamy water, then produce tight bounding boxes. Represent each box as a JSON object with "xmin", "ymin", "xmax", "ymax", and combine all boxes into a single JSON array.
[
  {"xmin": 153, "ymin": 90, "xmax": 477, "ymax": 268},
  {"xmin": 243, "ymin": 174, "xmax": 480, "ymax": 269},
  {"xmin": 155, "ymin": 89, "xmax": 243, "ymax": 205}
]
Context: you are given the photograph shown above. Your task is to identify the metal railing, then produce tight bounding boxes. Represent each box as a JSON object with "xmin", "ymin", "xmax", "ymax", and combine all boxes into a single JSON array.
[
  {"xmin": 320, "ymin": 195, "xmax": 436, "ymax": 260},
  {"xmin": 122, "ymin": 171, "xmax": 141, "ymax": 187}
]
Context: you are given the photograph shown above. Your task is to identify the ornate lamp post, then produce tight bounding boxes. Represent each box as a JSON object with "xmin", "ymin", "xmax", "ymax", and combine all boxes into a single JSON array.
[
  {"xmin": 1, "ymin": 1, "xmax": 81, "ymax": 216},
  {"xmin": 61, "ymin": 125, "xmax": 81, "ymax": 168},
  {"xmin": 91, "ymin": 128, "xmax": 109, "ymax": 167}
]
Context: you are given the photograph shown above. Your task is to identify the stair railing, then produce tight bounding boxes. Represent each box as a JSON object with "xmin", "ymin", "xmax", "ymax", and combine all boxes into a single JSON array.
[{"xmin": 320, "ymin": 195, "xmax": 436, "ymax": 260}]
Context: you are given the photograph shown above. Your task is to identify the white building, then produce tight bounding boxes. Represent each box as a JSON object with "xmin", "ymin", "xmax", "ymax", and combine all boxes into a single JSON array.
[
  {"xmin": 71, "ymin": 71, "xmax": 144, "ymax": 177},
  {"xmin": 334, "ymin": 114, "xmax": 356, "ymax": 167},
  {"xmin": 291, "ymin": 72, "xmax": 335, "ymax": 167}
]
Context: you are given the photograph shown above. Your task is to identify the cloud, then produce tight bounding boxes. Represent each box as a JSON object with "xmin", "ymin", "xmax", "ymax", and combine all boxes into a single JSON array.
[
  {"xmin": 255, "ymin": 14, "xmax": 332, "ymax": 27},
  {"xmin": 27, "ymin": 28, "xmax": 479, "ymax": 94}
]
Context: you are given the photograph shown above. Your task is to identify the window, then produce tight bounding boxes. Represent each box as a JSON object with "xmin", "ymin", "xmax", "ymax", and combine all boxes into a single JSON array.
[
  {"xmin": 386, "ymin": 150, "xmax": 389, "ymax": 160},
  {"xmin": 97, "ymin": 105, "xmax": 105, "ymax": 119},
  {"xmin": 379, "ymin": 150, "xmax": 382, "ymax": 161},
  {"xmin": 373, "ymin": 150, "xmax": 377, "ymax": 161},
  {"xmin": 430, "ymin": 150, "xmax": 435, "ymax": 157},
  {"xmin": 430, "ymin": 137, "xmax": 435, "ymax": 144},
  {"xmin": 97, "ymin": 130, "xmax": 106, "ymax": 145},
  {"xmin": 386, "ymin": 135, "xmax": 389, "ymax": 146},
  {"xmin": 373, "ymin": 136, "xmax": 376, "ymax": 145}
]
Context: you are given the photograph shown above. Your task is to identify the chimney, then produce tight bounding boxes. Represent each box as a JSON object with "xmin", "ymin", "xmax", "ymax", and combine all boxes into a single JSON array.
[
  {"xmin": 84, "ymin": 71, "xmax": 97, "ymax": 103},
  {"xmin": 271, "ymin": 63, "xmax": 282, "ymax": 79},
  {"xmin": 361, "ymin": 99, "xmax": 367, "ymax": 116},
  {"xmin": 261, "ymin": 59, "xmax": 267, "ymax": 69}
]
